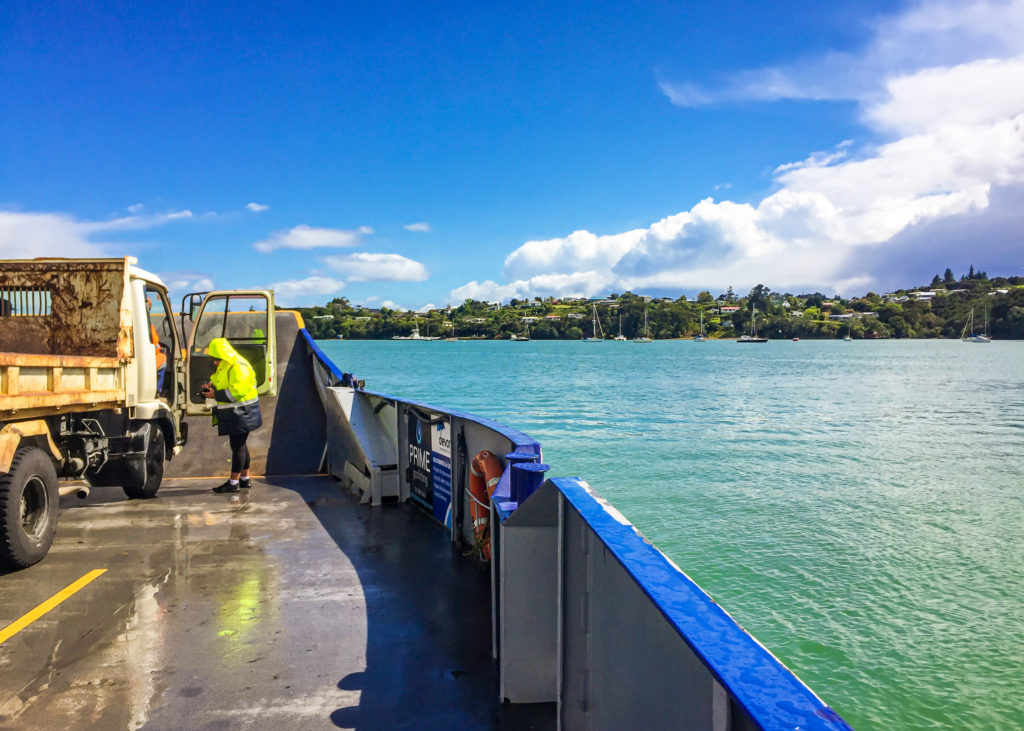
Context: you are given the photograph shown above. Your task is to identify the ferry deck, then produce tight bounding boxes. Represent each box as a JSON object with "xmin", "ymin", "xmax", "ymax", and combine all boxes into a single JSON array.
[{"xmin": 1, "ymin": 314, "xmax": 852, "ymax": 730}]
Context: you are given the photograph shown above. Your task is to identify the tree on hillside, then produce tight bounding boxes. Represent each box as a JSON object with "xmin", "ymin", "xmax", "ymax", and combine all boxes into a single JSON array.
[
  {"xmin": 697, "ymin": 290, "xmax": 714, "ymax": 304},
  {"xmin": 931, "ymin": 274, "xmax": 942, "ymax": 287},
  {"xmin": 943, "ymin": 268, "xmax": 955, "ymax": 284},
  {"xmin": 748, "ymin": 284, "xmax": 770, "ymax": 312},
  {"xmin": 801, "ymin": 293, "xmax": 825, "ymax": 309}
]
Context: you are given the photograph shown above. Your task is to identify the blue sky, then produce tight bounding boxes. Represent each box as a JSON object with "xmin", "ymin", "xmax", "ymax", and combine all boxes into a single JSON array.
[{"xmin": 2, "ymin": 1, "xmax": 1022, "ymax": 309}]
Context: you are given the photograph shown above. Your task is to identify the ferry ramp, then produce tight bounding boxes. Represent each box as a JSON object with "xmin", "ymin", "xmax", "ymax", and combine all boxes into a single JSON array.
[
  {"xmin": 0, "ymin": 316, "xmax": 552, "ymax": 729},
  {"xmin": 163, "ymin": 311, "xmax": 327, "ymax": 478}
]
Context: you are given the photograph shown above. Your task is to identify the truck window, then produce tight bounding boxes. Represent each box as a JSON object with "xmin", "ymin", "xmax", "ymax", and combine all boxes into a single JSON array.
[
  {"xmin": 145, "ymin": 286, "xmax": 176, "ymax": 401},
  {"xmin": 188, "ymin": 293, "xmax": 271, "ymax": 405}
]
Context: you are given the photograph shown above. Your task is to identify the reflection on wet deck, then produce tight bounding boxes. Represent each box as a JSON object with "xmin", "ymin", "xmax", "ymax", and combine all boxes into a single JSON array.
[{"xmin": 0, "ymin": 477, "xmax": 554, "ymax": 729}]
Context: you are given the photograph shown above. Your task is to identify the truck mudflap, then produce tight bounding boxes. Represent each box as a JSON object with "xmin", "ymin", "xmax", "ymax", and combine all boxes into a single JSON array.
[{"xmin": 0, "ymin": 420, "xmax": 64, "ymax": 474}]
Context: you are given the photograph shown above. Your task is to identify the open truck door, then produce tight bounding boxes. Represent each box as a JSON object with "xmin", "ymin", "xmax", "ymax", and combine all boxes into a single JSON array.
[{"xmin": 183, "ymin": 290, "xmax": 276, "ymax": 416}]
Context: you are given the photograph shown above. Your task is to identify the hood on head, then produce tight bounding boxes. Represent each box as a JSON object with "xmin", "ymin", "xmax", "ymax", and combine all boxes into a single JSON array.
[{"xmin": 208, "ymin": 337, "xmax": 239, "ymax": 362}]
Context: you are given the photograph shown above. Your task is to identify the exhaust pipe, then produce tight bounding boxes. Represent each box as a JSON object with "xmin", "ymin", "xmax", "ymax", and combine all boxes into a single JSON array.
[{"xmin": 58, "ymin": 483, "xmax": 91, "ymax": 499}]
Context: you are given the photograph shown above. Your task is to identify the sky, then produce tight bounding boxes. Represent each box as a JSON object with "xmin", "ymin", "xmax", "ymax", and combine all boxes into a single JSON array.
[{"xmin": 2, "ymin": 0, "xmax": 1022, "ymax": 309}]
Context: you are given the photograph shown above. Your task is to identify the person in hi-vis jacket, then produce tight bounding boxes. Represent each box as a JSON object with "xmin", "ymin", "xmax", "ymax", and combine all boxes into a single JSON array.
[{"xmin": 200, "ymin": 337, "xmax": 263, "ymax": 493}]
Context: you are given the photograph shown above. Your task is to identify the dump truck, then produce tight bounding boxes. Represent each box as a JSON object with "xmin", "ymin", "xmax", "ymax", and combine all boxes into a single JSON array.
[{"xmin": 0, "ymin": 257, "xmax": 276, "ymax": 569}]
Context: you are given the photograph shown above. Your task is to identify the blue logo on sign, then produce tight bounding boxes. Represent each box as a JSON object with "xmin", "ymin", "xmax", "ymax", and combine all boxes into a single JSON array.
[{"xmin": 416, "ymin": 421, "xmax": 422, "ymax": 444}]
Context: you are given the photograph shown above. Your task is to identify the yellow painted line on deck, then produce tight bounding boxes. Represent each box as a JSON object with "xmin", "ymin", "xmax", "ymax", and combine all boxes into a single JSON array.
[{"xmin": 0, "ymin": 568, "xmax": 107, "ymax": 645}]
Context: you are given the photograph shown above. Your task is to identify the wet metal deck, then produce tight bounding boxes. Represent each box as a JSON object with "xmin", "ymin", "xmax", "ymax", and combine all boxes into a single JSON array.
[{"xmin": 0, "ymin": 477, "xmax": 554, "ymax": 729}]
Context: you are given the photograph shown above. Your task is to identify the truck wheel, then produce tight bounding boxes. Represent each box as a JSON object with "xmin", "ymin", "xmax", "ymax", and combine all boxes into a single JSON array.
[
  {"xmin": 0, "ymin": 446, "xmax": 60, "ymax": 570},
  {"xmin": 123, "ymin": 426, "xmax": 165, "ymax": 499}
]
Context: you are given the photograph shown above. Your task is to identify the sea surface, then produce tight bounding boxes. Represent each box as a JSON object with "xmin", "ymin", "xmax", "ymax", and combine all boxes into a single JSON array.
[{"xmin": 317, "ymin": 338, "xmax": 1024, "ymax": 730}]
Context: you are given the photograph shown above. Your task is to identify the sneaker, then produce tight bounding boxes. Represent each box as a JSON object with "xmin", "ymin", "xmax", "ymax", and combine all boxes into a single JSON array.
[
  {"xmin": 213, "ymin": 480, "xmax": 240, "ymax": 493},
  {"xmin": 239, "ymin": 478, "xmax": 252, "ymax": 489}
]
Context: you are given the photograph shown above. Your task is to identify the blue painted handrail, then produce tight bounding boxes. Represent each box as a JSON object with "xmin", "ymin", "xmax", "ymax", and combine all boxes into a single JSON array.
[
  {"xmin": 301, "ymin": 330, "xmax": 852, "ymax": 731},
  {"xmin": 555, "ymin": 475, "xmax": 853, "ymax": 731}
]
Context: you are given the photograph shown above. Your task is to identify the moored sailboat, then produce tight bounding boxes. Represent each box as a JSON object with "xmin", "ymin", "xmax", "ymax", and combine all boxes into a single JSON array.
[
  {"xmin": 582, "ymin": 304, "xmax": 604, "ymax": 342},
  {"xmin": 737, "ymin": 306, "xmax": 767, "ymax": 343},
  {"xmin": 614, "ymin": 315, "xmax": 627, "ymax": 341},
  {"xmin": 961, "ymin": 307, "xmax": 991, "ymax": 343},
  {"xmin": 633, "ymin": 306, "xmax": 653, "ymax": 343}
]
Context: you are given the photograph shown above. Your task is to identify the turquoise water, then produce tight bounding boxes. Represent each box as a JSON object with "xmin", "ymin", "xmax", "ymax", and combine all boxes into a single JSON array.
[{"xmin": 317, "ymin": 338, "xmax": 1024, "ymax": 730}]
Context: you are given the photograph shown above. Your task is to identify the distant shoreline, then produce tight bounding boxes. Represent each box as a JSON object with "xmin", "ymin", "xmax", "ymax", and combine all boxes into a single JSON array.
[{"xmin": 299, "ymin": 275, "xmax": 1024, "ymax": 341}]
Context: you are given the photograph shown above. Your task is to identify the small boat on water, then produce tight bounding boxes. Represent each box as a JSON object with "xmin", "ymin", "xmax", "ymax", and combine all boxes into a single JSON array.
[
  {"xmin": 614, "ymin": 315, "xmax": 627, "ymax": 341},
  {"xmin": 510, "ymin": 323, "xmax": 530, "ymax": 341},
  {"xmin": 392, "ymin": 324, "xmax": 440, "ymax": 341},
  {"xmin": 737, "ymin": 306, "xmax": 767, "ymax": 343},
  {"xmin": 633, "ymin": 307, "xmax": 653, "ymax": 343},
  {"xmin": 693, "ymin": 311, "xmax": 707, "ymax": 342},
  {"xmin": 582, "ymin": 304, "xmax": 604, "ymax": 342},
  {"xmin": 961, "ymin": 307, "xmax": 992, "ymax": 343}
]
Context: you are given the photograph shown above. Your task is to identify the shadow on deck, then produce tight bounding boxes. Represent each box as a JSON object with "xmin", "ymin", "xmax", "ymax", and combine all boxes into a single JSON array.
[{"xmin": 268, "ymin": 475, "xmax": 555, "ymax": 730}]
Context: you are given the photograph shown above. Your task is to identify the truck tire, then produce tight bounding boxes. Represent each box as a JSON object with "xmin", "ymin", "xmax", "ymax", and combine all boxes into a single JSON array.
[
  {"xmin": 0, "ymin": 446, "xmax": 60, "ymax": 570},
  {"xmin": 122, "ymin": 425, "xmax": 165, "ymax": 499}
]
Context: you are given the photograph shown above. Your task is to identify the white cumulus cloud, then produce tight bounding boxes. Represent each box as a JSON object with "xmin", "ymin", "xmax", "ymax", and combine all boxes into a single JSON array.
[
  {"xmin": 268, "ymin": 275, "xmax": 347, "ymax": 304},
  {"xmin": 253, "ymin": 224, "xmax": 371, "ymax": 253},
  {"xmin": 0, "ymin": 208, "xmax": 194, "ymax": 259},
  {"xmin": 660, "ymin": 0, "xmax": 1024, "ymax": 109},
  {"xmin": 161, "ymin": 271, "xmax": 216, "ymax": 293},
  {"xmin": 404, "ymin": 221, "xmax": 431, "ymax": 232},
  {"xmin": 451, "ymin": 1, "xmax": 1024, "ymax": 302},
  {"xmin": 324, "ymin": 252, "xmax": 429, "ymax": 282},
  {"xmin": 246, "ymin": 202, "xmax": 270, "ymax": 212}
]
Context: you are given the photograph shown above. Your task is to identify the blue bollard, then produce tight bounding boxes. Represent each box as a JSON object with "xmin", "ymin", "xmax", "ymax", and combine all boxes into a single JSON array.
[
  {"xmin": 511, "ymin": 462, "xmax": 550, "ymax": 504},
  {"xmin": 504, "ymin": 450, "xmax": 538, "ymax": 465}
]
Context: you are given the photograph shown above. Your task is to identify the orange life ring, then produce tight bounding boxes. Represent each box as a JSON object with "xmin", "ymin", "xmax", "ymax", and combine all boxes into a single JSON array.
[{"xmin": 468, "ymin": 450, "xmax": 503, "ymax": 561}]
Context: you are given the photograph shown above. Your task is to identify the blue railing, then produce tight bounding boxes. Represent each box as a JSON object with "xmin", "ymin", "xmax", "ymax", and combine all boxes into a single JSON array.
[{"xmin": 300, "ymin": 329, "xmax": 852, "ymax": 730}]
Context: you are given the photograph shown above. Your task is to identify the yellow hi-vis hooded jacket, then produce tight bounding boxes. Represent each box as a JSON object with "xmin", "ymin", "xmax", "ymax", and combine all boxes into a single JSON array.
[{"xmin": 208, "ymin": 337, "xmax": 263, "ymax": 436}]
